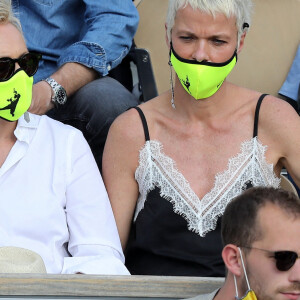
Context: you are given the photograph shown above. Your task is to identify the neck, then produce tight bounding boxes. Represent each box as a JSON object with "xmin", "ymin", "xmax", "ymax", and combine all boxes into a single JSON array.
[
  {"xmin": 172, "ymin": 77, "xmax": 238, "ymax": 121},
  {"xmin": 0, "ymin": 118, "xmax": 17, "ymax": 140},
  {"xmin": 214, "ymin": 274, "xmax": 239, "ymax": 300}
]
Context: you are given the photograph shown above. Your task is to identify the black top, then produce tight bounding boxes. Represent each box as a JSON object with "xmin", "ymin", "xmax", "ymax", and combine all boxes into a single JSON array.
[{"xmin": 125, "ymin": 94, "xmax": 268, "ymax": 276}]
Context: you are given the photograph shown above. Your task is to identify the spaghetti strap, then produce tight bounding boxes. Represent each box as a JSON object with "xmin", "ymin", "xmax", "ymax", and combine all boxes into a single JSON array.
[
  {"xmin": 133, "ymin": 106, "xmax": 150, "ymax": 141},
  {"xmin": 253, "ymin": 94, "xmax": 268, "ymax": 138}
]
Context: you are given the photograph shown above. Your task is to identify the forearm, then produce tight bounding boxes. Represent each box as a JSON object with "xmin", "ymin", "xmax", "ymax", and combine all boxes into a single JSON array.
[
  {"xmin": 29, "ymin": 63, "xmax": 98, "ymax": 115},
  {"xmin": 52, "ymin": 62, "xmax": 98, "ymax": 97}
]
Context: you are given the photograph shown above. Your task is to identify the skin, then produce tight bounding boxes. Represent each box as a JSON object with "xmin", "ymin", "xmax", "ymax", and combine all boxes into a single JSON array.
[
  {"xmin": 217, "ymin": 204, "xmax": 300, "ymax": 300},
  {"xmin": 0, "ymin": 22, "xmax": 27, "ymax": 167},
  {"xmin": 102, "ymin": 5, "xmax": 300, "ymax": 249}
]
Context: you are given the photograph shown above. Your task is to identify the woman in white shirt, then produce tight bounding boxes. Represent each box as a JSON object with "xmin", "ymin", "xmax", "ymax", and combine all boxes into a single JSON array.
[{"xmin": 0, "ymin": 0, "xmax": 129, "ymax": 275}]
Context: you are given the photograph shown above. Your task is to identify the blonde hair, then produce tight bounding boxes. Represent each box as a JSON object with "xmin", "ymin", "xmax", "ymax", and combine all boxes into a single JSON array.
[
  {"xmin": 0, "ymin": 0, "xmax": 22, "ymax": 33},
  {"xmin": 166, "ymin": 0, "xmax": 253, "ymax": 45}
]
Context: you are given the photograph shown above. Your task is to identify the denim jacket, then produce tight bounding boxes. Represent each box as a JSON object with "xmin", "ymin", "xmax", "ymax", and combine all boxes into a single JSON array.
[{"xmin": 12, "ymin": 0, "xmax": 139, "ymax": 82}]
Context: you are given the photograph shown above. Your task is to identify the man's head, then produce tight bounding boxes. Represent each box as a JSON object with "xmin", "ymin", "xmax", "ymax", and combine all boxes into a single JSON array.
[
  {"xmin": 221, "ymin": 187, "xmax": 300, "ymax": 300},
  {"xmin": 166, "ymin": 0, "xmax": 253, "ymax": 46}
]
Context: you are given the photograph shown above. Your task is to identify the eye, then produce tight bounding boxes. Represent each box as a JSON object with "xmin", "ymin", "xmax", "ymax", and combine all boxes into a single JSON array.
[
  {"xmin": 179, "ymin": 36, "xmax": 193, "ymax": 41},
  {"xmin": 212, "ymin": 39, "xmax": 227, "ymax": 45}
]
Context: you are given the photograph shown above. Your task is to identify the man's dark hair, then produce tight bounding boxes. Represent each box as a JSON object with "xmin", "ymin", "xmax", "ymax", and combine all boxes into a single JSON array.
[{"xmin": 221, "ymin": 187, "xmax": 300, "ymax": 248}]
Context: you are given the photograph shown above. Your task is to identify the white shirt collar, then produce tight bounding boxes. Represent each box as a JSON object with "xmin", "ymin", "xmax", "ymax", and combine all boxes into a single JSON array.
[{"xmin": 14, "ymin": 112, "xmax": 40, "ymax": 144}]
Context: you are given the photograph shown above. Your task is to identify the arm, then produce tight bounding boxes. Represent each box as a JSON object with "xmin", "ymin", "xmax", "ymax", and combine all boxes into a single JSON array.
[
  {"xmin": 29, "ymin": 63, "xmax": 97, "ymax": 114},
  {"xmin": 29, "ymin": 0, "xmax": 139, "ymax": 114},
  {"xmin": 58, "ymin": 0, "xmax": 139, "ymax": 76},
  {"xmin": 102, "ymin": 109, "xmax": 144, "ymax": 249},
  {"xmin": 62, "ymin": 129, "xmax": 129, "ymax": 275}
]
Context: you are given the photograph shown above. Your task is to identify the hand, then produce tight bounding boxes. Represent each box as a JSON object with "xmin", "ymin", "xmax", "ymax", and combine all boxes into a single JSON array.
[{"xmin": 28, "ymin": 81, "xmax": 54, "ymax": 115}]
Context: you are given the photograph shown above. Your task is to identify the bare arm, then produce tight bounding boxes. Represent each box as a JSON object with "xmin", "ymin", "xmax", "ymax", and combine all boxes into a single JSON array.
[
  {"xmin": 29, "ymin": 62, "xmax": 98, "ymax": 115},
  {"xmin": 102, "ymin": 109, "xmax": 145, "ymax": 249}
]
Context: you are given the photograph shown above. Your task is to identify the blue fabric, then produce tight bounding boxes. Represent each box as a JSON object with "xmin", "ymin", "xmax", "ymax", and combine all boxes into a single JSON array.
[
  {"xmin": 12, "ymin": 0, "xmax": 139, "ymax": 82},
  {"xmin": 279, "ymin": 44, "xmax": 300, "ymax": 101}
]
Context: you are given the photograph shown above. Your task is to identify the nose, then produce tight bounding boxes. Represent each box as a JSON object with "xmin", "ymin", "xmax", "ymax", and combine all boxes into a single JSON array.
[
  {"xmin": 288, "ymin": 258, "xmax": 300, "ymax": 283},
  {"xmin": 192, "ymin": 41, "xmax": 210, "ymax": 62},
  {"xmin": 15, "ymin": 62, "xmax": 21, "ymax": 71}
]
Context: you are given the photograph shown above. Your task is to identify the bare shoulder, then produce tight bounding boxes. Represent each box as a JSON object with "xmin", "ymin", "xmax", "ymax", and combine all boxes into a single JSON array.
[
  {"xmin": 107, "ymin": 94, "xmax": 166, "ymax": 150},
  {"xmin": 259, "ymin": 95, "xmax": 299, "ymax": 130},
  {"xmin": 256, "ymin": 95, "xmax": 300, "ymax": 158},
  {"xmin": 109, "ymin": 106, "xmax": 144, "ymax": 143}
]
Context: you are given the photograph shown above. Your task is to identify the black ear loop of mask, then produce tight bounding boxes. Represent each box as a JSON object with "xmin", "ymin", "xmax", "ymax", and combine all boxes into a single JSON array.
[{"xmin": 243, "ymin": 23, "xmax": 250, "ymax": 29}]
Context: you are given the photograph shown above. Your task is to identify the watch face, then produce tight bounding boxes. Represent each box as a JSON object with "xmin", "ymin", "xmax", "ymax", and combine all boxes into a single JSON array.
[{"xmin": 56, "ymin": 87, "xmax": 67, "ymax": 105}]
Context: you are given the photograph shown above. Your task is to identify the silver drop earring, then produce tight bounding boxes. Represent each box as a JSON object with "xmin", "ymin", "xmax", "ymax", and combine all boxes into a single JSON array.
[{"xmin": 168, "ymin": 60, "xmax": 176, "ymax": 109}]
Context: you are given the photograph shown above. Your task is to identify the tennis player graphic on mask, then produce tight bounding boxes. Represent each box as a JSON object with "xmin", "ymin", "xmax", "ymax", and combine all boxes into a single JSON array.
[{"xmin": 0, "ymin": 89, "xmax": 21, "ymax": 117}]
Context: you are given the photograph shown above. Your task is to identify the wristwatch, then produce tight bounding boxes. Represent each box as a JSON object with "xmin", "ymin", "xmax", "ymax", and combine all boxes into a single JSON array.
[{"xmin": 43, "ymin": 77, "xmax": 67, "ymax": 107}]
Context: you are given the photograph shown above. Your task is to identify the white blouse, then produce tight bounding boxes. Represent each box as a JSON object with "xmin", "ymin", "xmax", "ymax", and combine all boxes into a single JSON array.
[{"xmin": 0, "ymin": 113, "xmax": 129, "ymax": 275}]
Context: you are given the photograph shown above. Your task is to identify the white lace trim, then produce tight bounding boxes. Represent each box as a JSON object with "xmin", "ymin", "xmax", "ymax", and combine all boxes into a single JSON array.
[{"xmin": 134, "ymin": 137, "xmax": 280, "ymax": 237}]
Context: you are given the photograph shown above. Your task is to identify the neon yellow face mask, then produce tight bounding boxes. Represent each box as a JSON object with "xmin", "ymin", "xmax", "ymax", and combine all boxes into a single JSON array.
[
  {"xmin": 170, "ymin": 42, "xmax": 237, "ymax": 100},
  {"xmin": 234, "ymin": 248, "xmax": 258, "ymax": 300},
  {"xmin": 0, "ymin": 69, "xmax": 33, "ymax": 122}
]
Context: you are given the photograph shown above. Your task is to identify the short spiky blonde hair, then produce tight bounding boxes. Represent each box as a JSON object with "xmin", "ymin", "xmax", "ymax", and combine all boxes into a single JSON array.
[
  {"xmin": 166, "ymin": 0, "xmax": 253, "ymax": 45},
  {"xmin": 0, "ymin": 0, "xmax": 22, "ymax": 33}
]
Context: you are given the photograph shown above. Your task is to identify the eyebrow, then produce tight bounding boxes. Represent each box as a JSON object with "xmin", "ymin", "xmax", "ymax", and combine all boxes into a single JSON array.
[
  {"xmin": 176, "ymin": 30, "xmax": 231, "ymax": 40},
  {"xmin": 210, "ymin": 34, "xmax": 231, "ymax": 40},
  {"xmin": 176, "ymin": 30, "xmax": 197, "ymax": 38}
]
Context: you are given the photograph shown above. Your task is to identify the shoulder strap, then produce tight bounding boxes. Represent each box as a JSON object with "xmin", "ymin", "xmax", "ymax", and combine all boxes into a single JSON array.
[
  {"xmin": 133, "ymin": 106, "xmax": 150, "ymax": 141},
  {"xmin": 253, "ymin": 94, "xmax": 269, "ymax": 138}
]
